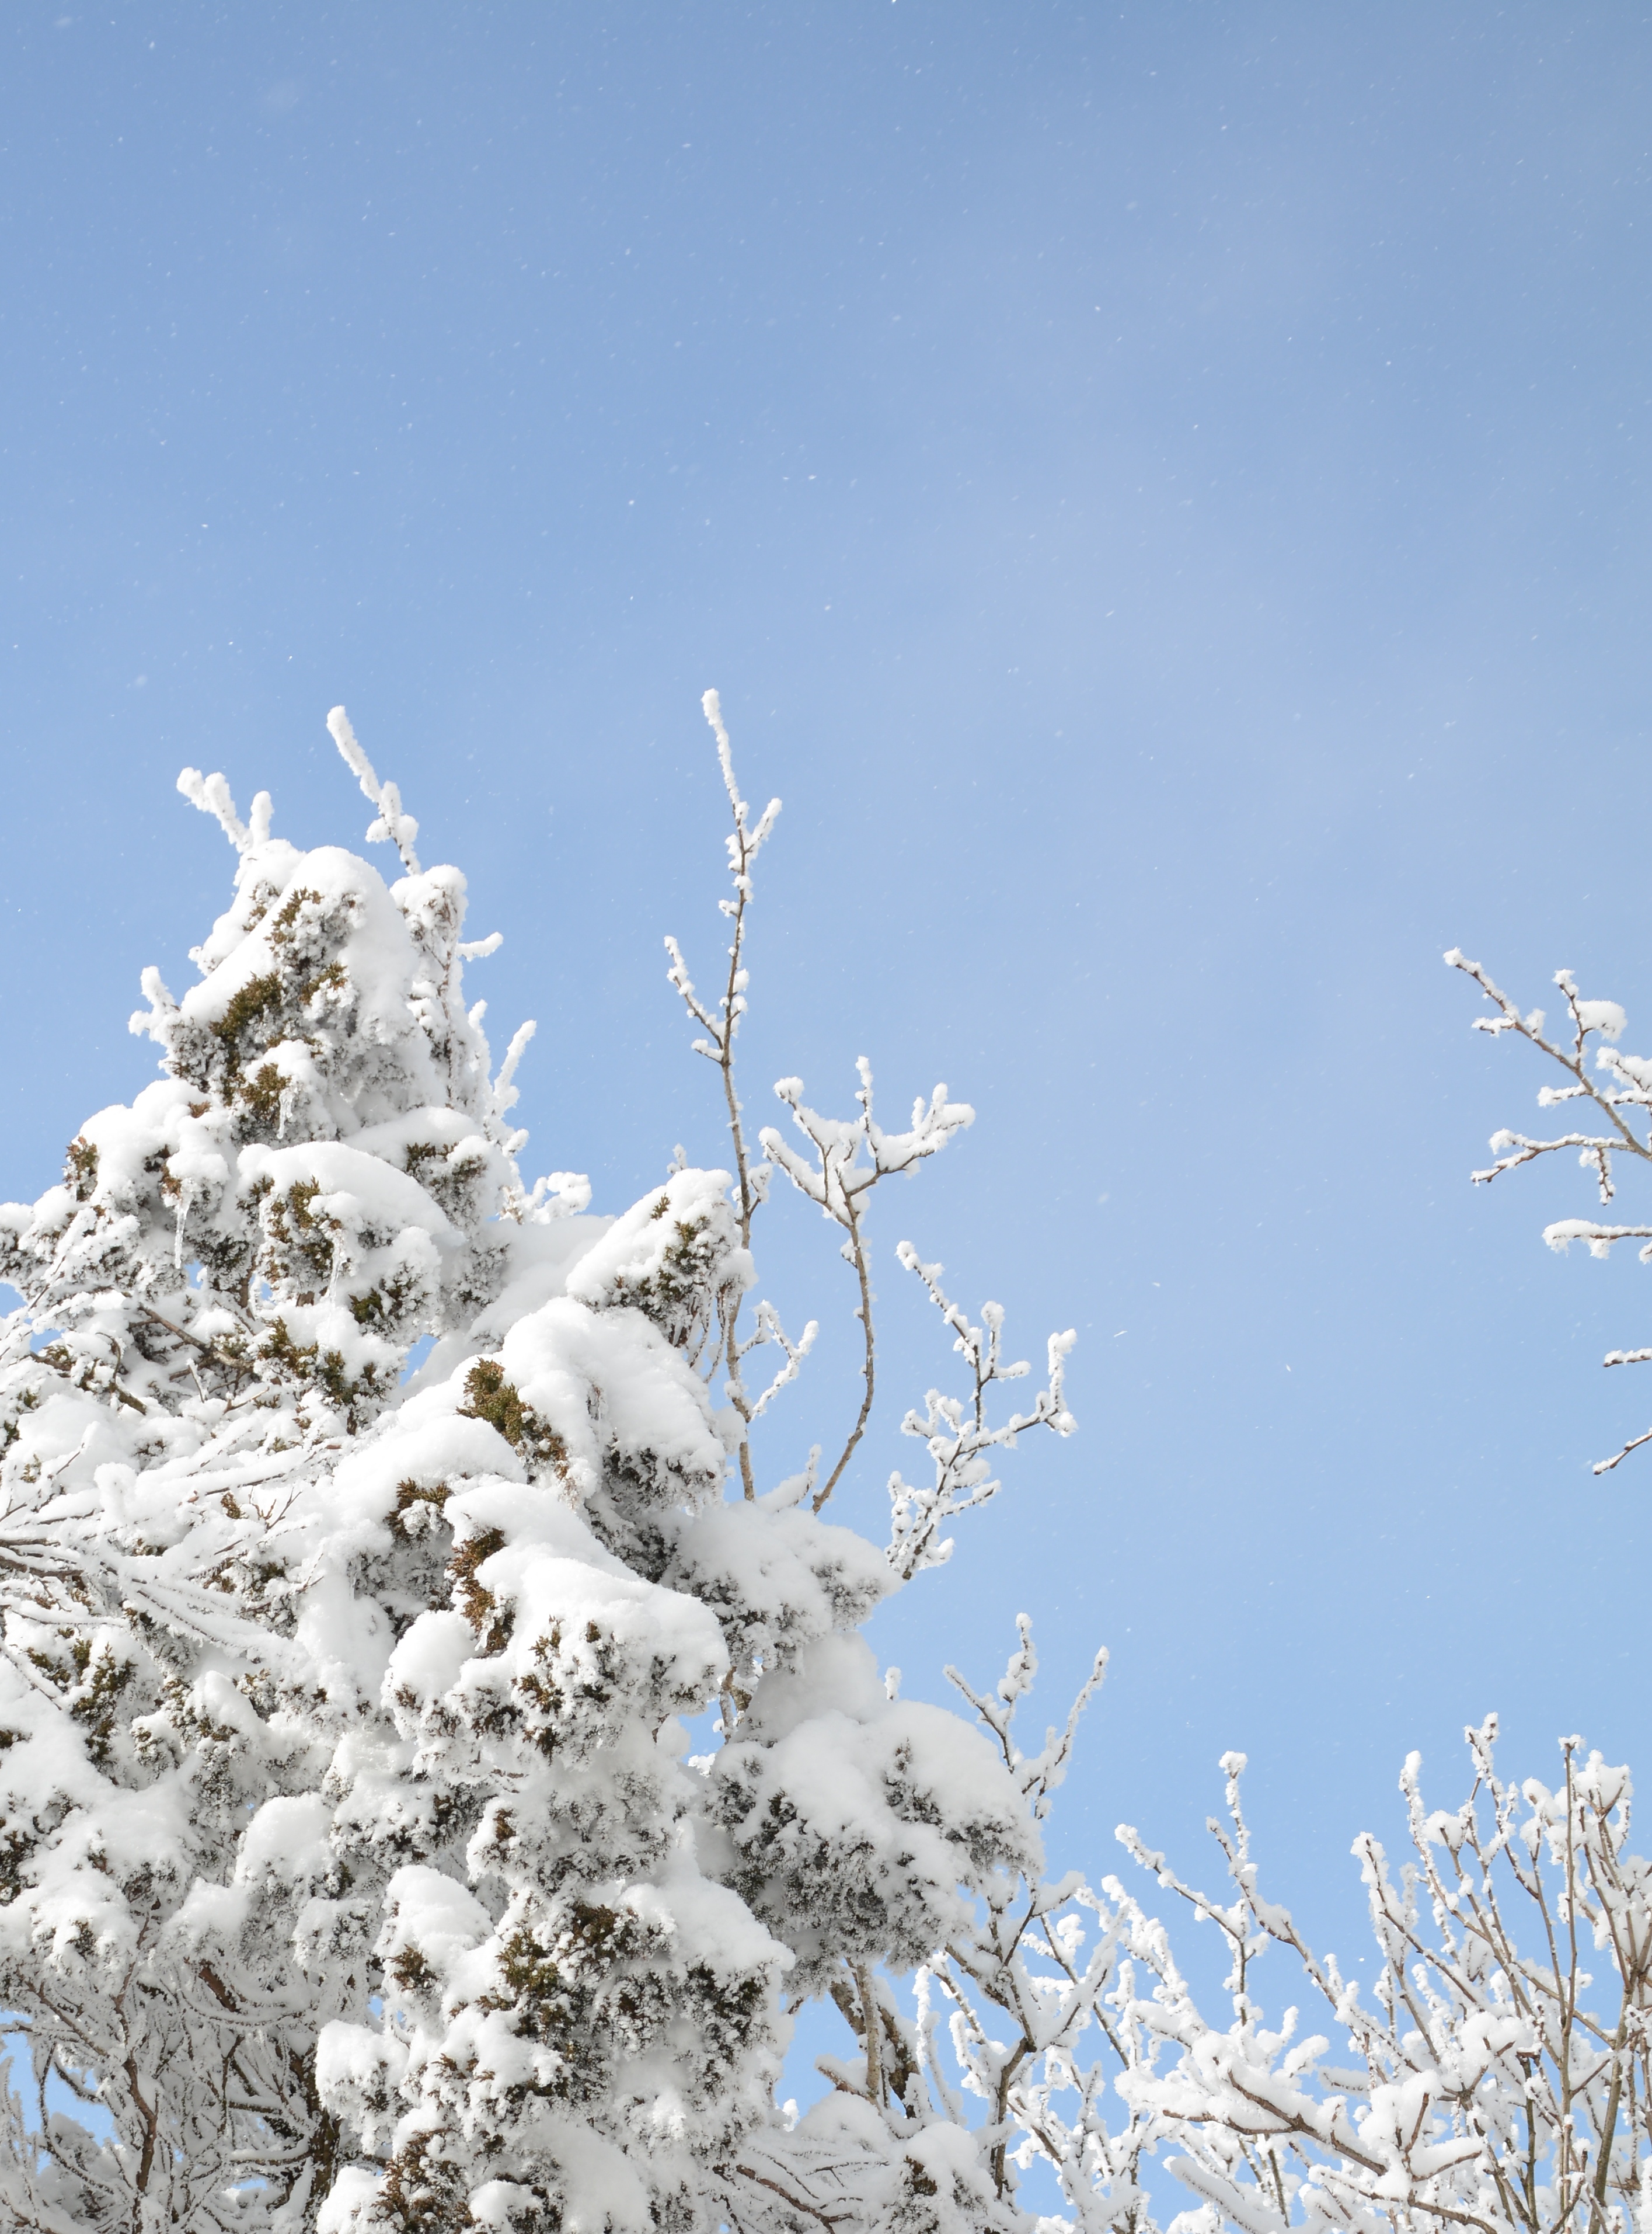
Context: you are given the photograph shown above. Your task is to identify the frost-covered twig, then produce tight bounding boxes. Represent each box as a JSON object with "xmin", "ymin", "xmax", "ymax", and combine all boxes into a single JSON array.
[
  {"xmin": 924, "ymin": 1627, "xmax": 1163, "ymax": 2219},
  {"xmin": 730, "ymin": 1299, "xmax": 820, "ymax": 1425},
  {"xmin": 664, "ymin": 701, "xmax": 975, "ymax": 1512},
  {"xmin": 886, "ymin": 1245, "xmax": 1074, "ymax": 1576},
  {"xmin": 664, "ymin": 690, "xmax": 781, "ymax": 1247},
  {"xmin": 762, "ymin": 1067, "xmax": 974, "ymax": 1513},
  {"xmin": 948, "ymin": 1614, "xmax": 1109, "ymax": 1822},
  {"xmin": 664, "ymin": 690, "xmax": 784, "ymax": 1494},
  {"xmin": 1116, "ymin": 1721, "xmax": 1652, "ymax": 2234},
  {"xmin": 1449, "ymin": 949, "xmax": 1652, "ymax": 1470}
]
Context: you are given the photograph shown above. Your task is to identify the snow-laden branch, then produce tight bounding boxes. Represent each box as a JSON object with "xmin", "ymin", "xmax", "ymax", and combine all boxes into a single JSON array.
[
  {"xmin": 759, "ymin": 1063, "xmax": 974, "ymax": 1513},
  {"xmin": 660, "ymin": 690, "xmax": 787, "ymax": 1498},
  {"xmin": 947, "ymin": 1614, "xmax": 1109, "ymax": 1822},
  {"xmin": 663, "ymin": 688, "xmax": 781, "ymax": 1244},
  {"xmin": 176, "ymin": 767, "xmax": 274, "ymax": 854},
  {"xmin": 1112, "ymin": 1720, "xmax": 1652, "ymax": 2234},
  {"xmin": 762, "ymin": 1064, "xmax": 973, "ymax": 1227},
  {"xmin": 1449, "ymin": 947, "xmax": 1652, "ymax": 1471},
  {"xmin": 327, "ymin": 703, "xmax": 422, "ymax": 874},
  {"xmin": 914, "ymin": 1625, "xmax": 1165, "ymax": 2222},
  {"xmin": 886, "ymin": 1244, "xmax": 1075, "ymax": 1577},
  {"xmin": 730, "ymin": 1297, "xmax": 819, "ymax": 1425}
]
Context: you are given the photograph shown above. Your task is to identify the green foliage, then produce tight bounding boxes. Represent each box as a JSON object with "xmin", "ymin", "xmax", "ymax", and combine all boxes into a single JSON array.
[
  {"xmin": 64, "ymin": 1137, "xmax": 99, "ymax": 1201},
  {"xmin": 459, "ymin": 1358, "xmax": 570, "ymax": 1478}
]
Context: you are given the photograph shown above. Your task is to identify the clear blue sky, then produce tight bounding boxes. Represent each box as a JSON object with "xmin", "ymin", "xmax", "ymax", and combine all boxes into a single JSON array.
[{"xmin": 5, "ymin": 3, "xmax": 1651, "ymax": 1955}]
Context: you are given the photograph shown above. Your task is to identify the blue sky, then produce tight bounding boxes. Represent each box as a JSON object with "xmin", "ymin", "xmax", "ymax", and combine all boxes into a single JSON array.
[{"xmin": 5, "ymin": 1, "xmax": 1652, "ymax": 1965}]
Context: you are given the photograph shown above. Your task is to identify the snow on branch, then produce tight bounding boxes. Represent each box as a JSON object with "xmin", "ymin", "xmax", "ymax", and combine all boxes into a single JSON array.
[
  {"xmin": 886, "ymin": 1244, "xmax": 1075, "ymax": 1578},
  {"xmin": 908, "ymin": 1630, "xmax": 1158, "ymax": 2223},
  {"xmin": 703, "ymin": 683, "xmax": 782, "ymax": 871},
  {"xmin": 1111, "ymin": 1720, "xmax": 1652, "ymax": 2234},
  {"xmin": 764, "ymin": 1063, "xmax": 973, "ymax": 1226},
  {"xmin": 490, "ymin": 1017, "xmax": 535, "ymax": 1152},
  {"xmin": 759, "ymin": 1063, "xmax": 974, "ymax": 1513},
  {"xmin": 327, "ymin": 703, "xmax": 422, "ymax": 873},
  {"xmin": 661, "ymin": 690, "xmax": 786, "ymax": 1498},
  {"xmin": 176, "ymin": 767, "xmax": 274, "ymax": 853},
  {"xmin": 127, "ymin": 962, "xmax": 179, "ymax": 1045},
  {"xmin": 731, "ymin": 1297, "xmax": 819, "ymax": 1425},
  {"xmin": 947, "ymin": 1615, "xmax": 1109, "ymax": 1822},
  {"xmin": 663, "ymin": 688, "xmax": 782, "ymax": 1244},
  {"xmin": 520, "ymin": 1169, "xmax": 593, "ymax": 1220},
  {"xmin": 1449, "ymin": 946, "xmax": 1652, "ymax": 1471}
]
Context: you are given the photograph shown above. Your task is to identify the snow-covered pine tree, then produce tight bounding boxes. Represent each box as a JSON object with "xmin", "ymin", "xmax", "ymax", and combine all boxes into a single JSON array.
[{"xmin": 0, "ymin": 701, "xmax": 1095, "ymax": 2233}]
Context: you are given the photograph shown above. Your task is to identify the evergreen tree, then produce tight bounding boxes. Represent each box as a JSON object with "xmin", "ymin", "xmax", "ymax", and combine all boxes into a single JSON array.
[{"xmin": 0, "ymin": 704, "xmax": 1078, "ymax": 2231}]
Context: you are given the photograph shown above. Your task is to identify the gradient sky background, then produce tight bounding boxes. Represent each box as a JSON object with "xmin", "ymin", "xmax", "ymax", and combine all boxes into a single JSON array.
[{"xmin": 5, "ymin": 0, "xmax": 1652, "ymax": 2019}]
